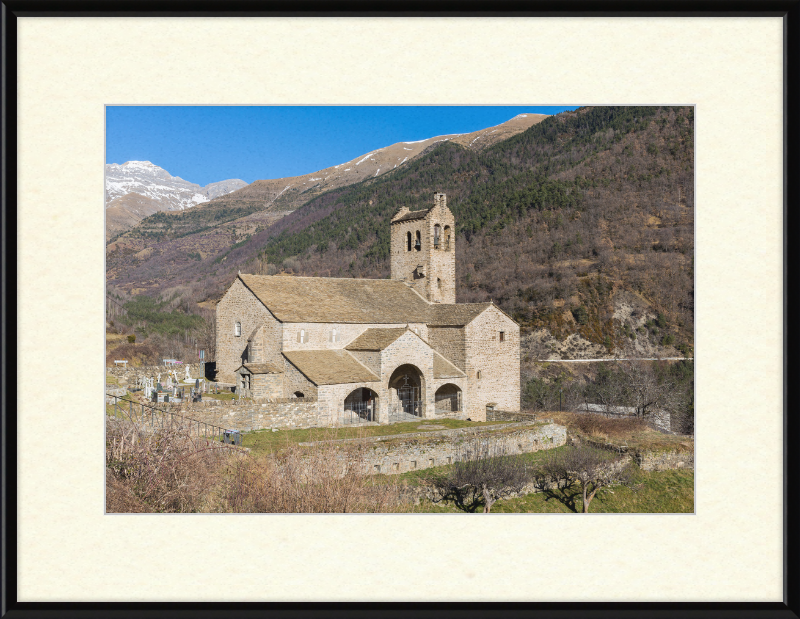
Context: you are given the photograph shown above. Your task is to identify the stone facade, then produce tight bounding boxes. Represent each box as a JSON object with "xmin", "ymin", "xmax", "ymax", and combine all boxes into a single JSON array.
[
  {"xmin": 216, "ymin": 278, "xmax": 282, "ymax": 383},
  {"xmin": 214, "ymin": 193, "xmax": 520, "ymax": 427},
  {"xmin": 464, "ymin": 305, "xmax": 520, "ymax": 418}
]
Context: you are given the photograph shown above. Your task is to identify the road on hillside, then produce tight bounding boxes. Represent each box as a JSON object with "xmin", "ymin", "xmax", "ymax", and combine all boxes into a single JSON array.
[{"xmin": 539, "ymin": 357, "xmax": 692, "ymax": 363}]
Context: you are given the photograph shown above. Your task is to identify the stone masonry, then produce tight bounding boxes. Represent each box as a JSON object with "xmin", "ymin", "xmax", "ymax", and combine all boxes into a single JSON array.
[
  {"xmin": 300, "ymin": 421, "xmax": 567, "ymax": 475},
  {"xmin": 390, "ymin": 192, "xmax": 456, "ymax": 304},
  {"xmin": 214, "ymin": 192, "xmax": 521, "ymax": 428}
]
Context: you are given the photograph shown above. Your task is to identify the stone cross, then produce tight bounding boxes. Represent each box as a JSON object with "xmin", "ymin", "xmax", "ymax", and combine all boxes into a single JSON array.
[{"xmin": 185, "ymin": 365, "xmax": 192, "ymax": 381}]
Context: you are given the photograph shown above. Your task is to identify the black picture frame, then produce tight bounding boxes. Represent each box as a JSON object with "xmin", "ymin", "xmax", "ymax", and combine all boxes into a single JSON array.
[{"xmin": 2, "ymin": 2, "xmax": 795, "ymax": 617}]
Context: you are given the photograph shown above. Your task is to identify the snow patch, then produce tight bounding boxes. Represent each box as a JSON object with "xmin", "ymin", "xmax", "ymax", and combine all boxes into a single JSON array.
[
  {"xmin": 374, "ymin": 169, "xmax": 380, "ymax": 177},
  {"xmin": 403, "ymin": 147, "xmax": 413, "ymax": 151}
]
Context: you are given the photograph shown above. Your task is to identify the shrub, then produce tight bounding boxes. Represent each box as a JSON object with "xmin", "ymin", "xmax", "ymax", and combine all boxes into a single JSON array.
[
  {"xmin": 431, "ymin": 440, "xmax": 532, "ymax": 513},
  {"xmin": 572, "ymin": 305, "xmax": 589, "ymax": 325},
  {"xmin": 532, "ymin": 445, "xmax": 633, "ymax": 513},
  {"xmin": 127, "ymin": 334, "xmax": 136, "ymax": 344}
]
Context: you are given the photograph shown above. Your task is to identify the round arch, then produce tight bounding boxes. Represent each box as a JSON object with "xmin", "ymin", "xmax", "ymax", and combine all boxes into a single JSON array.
[
  {"xmin": 435, "ymin": 383, "xmax": 462, "ymax": 413},
  {"xmin": 344, "ymin": 387, "xmax": 379, "ymax": 422},
  {"xmin": 388, "ymin": 364, "xmax": 426, "ymax": 419}
]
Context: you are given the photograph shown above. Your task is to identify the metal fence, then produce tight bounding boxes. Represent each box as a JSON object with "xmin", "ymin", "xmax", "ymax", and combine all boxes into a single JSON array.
[
  {"xmin": 342, "ymin": 401, "xmax": 377, "ymax": 424},
  {"xmin": 106, "ymin": 393, "xmax": 230, "ymax": 439},
  {"xmin": 434, "ymin": 391, "xmax": 462, "ymax": 413}
]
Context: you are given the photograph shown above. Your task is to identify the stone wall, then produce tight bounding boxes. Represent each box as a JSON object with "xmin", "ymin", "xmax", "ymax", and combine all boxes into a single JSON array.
[
  {"xmin": 300, "ymin": 421, "xmax": 567, "ymax": 475},
  {"xmin": 582, "ymin": 437, "xmax": 694, "ymax": 472},
  {"xmin": 486, "ymin": 409, "xmax": 541, "ymax": 423},
  {"xmin": 282, "ymin": 321, "xmax": 428, "ymax": 352},
  {"xmin": 464, "ymin": 305, "xmax": 520, "ymax": 419},
  {"xmin": 216, "ymin": 278, "xmax": 283, "ymax": 383},
  {"xmin": 162, "ymin": 398, "xmax": 323, "ymax": 431},
  {"xmin": 106, "ymin": 363, "xmax": 207, "ymax": 385},
  {"xmin": 282, "ymin": 357, "xmax": 318, "ymax": 399},
  {"xmin": 634, "ymin": 449, "xmax": 694, "ymax": 472}
]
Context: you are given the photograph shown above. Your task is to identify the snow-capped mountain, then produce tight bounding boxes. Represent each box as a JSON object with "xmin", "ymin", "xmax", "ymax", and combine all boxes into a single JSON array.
[{"xmin": 105, "ymin": 161, "xmax": 247, "ymax": 210}]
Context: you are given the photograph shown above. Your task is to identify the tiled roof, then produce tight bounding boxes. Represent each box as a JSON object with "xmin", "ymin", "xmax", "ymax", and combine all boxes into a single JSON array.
[
  {"xmin": 433, "ymin": 352, "xmax": 466, "ymax": 379},
  {"xmin": 239, "ymin": 274, "xmax": 430, "ymax": 324},
  {"xmin": 238, "ymin": 363, "xmax": 282, "ymax": 374},
  {"xmin": 345, "ymin": 328, "xmax": 407, "ymax": 351},
  {"xmin": 283, "ymin": 350, "xmax": 380, "ymax": 385},
  {"xmin": 428, "ymin": 302, "xmax": 493, "ymax": 326},
  {"xmin": 392, "ymin": 209, "xmax": 429, "ymax": 223}
]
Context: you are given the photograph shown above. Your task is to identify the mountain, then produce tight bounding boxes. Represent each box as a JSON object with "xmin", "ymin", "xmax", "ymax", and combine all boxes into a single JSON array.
[
  {"xmin": 105, "ymin": 161, "xmax": 248, "ymax": 239},
  {"xmin": 205, "ymin": 113, "xmax": 549, "ymax": 215},
  {"xmin": 107, "ymin": 113, "xmax": 550, "ymax": 249},
  {"xmin": 107, "ymin": 107, "xmax": 694, "ymax": 359}
]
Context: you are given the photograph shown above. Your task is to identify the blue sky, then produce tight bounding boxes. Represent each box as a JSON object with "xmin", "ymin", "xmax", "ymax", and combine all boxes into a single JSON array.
[{"xmin": 106, "ymin": 106, "xmax": 580, "ymax": 186}]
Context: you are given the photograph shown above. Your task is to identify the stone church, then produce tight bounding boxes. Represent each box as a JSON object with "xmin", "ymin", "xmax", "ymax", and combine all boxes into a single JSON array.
[{"xmin": 215, "ymin": 193, "xmax": 520, "ymax": 422}]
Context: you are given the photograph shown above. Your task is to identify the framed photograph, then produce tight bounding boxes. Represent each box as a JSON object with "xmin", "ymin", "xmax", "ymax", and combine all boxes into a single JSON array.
[{"xmin": 4, "ymin": 4, "xmax": 793, "ymax": 616}]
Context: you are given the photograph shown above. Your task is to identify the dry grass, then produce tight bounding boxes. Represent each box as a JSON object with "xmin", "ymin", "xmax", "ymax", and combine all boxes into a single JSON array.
[
  {"xmin": 220, "ymin": 442, "xmax": 409, "ymax": 513},
  {"xmin": 105, "ymin": 417, "xmax": 241, "ymax": 513},
  {"xmin": 106, "ymin": 418, "xmax": 410, "ymax": 513},
  {"xmin": 545, "ymin": 411, "xmax": 693, "ymax": 453}
]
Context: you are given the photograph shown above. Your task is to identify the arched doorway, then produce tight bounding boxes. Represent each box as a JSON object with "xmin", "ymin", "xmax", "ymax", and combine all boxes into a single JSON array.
[
  {"xmin": 388, "ymin": 364, "xmax": 425, "ymax": 422},
  {"xmin": 435, "ymin": 383, "xmax": 462, "ymax": 413},
  {"xmin": 344, "ymin": 387, "xmax": 379, "ymax": 422}
]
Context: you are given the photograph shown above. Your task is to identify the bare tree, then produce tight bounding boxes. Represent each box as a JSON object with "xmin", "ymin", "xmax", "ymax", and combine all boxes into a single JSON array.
[
  {"xmin": 532, "ymin": 445, "xmax": 633, "ymax": 513},
  {"xmin": 432, "ymin": 440, "xmax": 532, "ymax": 513}
]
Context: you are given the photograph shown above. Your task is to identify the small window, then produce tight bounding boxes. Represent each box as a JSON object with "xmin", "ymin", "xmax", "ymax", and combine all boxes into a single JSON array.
[
  {"xmin": 415, "ymin": 230, "xmax": 421, "ymax": 251},
  {"xmin": 234, "ymin": 322, "xmax": 241, "ymax": 337},
  {"xmin": 437, "ymin": 278, "xmax": 442, "ymax": 290},
  {"xmin": 406, "ymin": 231, "xmax": 412, "ymax": 251},
  {"xmin": 294, "ymin": 391, "xmax": 305, "ymax": 398},
  {"xmin": 433, "ymin": 224, "xmax": 441, "ymax": 249},
  {"xmin": 444, "ymin": 226, "xmax": 451, "ymax": 251},
  {"xmin": 297, "ymin": 329, "xmax": 307, "ymax": 344},
  {"xmin": 477, "ymin": 370, "xmax": 482, "ymax": 379},
  {"xmin": 499, "ymin": 331, "xmax": 505, "ymax": 342}
]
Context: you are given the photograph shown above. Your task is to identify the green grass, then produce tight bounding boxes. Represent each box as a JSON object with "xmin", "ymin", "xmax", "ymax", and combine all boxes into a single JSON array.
[
  {"xmin": 241, "ymin": 419, "xmax": 514, "ymax": 455},
  {"xmin": 411, "ymin": 465, "xmax": 694, "ymax": 513}
]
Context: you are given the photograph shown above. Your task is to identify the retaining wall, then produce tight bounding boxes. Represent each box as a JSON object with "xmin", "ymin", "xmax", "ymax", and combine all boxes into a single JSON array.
[{"xmin": 300, "ymin": 421, "xmax": 567, "ymax": 475}]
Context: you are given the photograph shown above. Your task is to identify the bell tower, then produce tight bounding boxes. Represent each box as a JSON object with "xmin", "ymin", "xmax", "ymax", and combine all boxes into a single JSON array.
[{"xmin": 390, "ymin": 192, "xmax": 456, "ymax": 304}]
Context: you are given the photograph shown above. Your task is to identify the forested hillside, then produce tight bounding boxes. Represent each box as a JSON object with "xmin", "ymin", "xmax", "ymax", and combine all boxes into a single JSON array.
[
  {"xmin": 107, "ymin": 106, "xmax": 694, "ymax": 358},
  {"xmin": 253, "ymin": 106, "xmax": 694, "ymax": 351}
]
